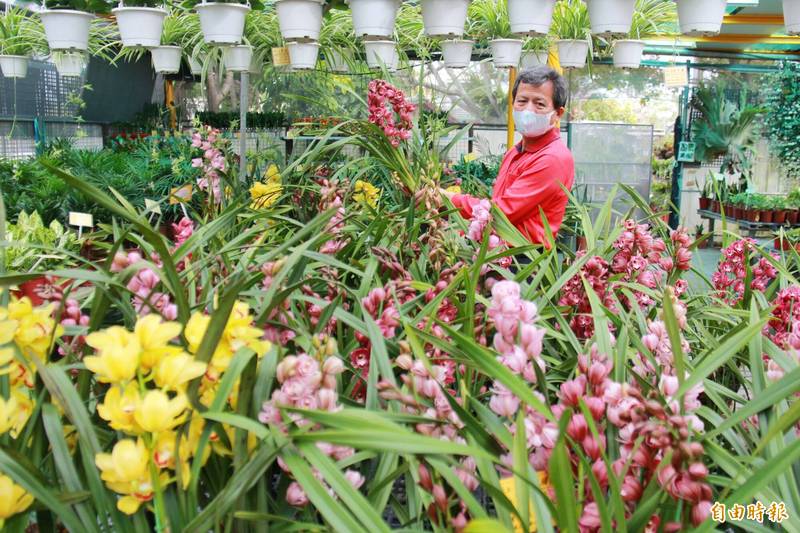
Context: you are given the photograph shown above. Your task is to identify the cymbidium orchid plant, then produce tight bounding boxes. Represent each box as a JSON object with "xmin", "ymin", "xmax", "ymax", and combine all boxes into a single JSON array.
[{"xmin": 1, "ymin": 81, "xmax": 800, "ymax": 533}]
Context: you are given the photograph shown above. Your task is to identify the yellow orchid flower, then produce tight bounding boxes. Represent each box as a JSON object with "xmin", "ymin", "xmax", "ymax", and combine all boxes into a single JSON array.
[
  {"xmin": 95, "ymin": 438, "xmax": 160, "ymax": 515},
  {"xmin": 0, "ymin": 394, "xmax": 18, "ymax": 436},
  {"xmin": 0, "ymin": 389, "xmax": 34, "ymax": 438},
  {"xmin": 134, "ymin": 314, "xmax": 182, "ymax": 371},
  {"xmin": 0, "ymin": 474, "xmax": 34, "ymax": 528},
  {"xmin": 133, "ymin": 390, "xmax": 188, "ymax": 434},
  {"xmin": 265, "ymin": 164, "xmax": 281, "ymax": 183},
  {"xmin": 353, "ymin": 179, "xmax": 380, "ymax": 209},
  {"xmin": 153, "ymin": 431, "xmax": 178, "ymax": 469},
  {"xmin": 0, "ymin": 347, "xmax": 14, "ymax": 369},
  {"xmin": 154, "ymin": 352, "xmax": 207, "ymax": 391},
  {"xmin": 184, "ymin": 312, "xmax": 210, "ymax": 355},
  {"xmin": 5, "ymin": 298, "xmax": 62, "ymax": 360},
  {"xmin": 85, "ymin": 326, "xmax": 141, "ymax": 384},
  {"xmin": 97, "ymin": 383, "xmax": 142, "ymax": 434},
  {"xmin": 0, "ymin": 316, "xmax": 17, "ymax": 345},
  {"xmin": 249, "ymin": 181, "xmax": 283, "ymax": 210}
]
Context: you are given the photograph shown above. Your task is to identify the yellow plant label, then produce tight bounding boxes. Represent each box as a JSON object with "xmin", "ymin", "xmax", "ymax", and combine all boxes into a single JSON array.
[
  {"xmin": 272, "ymin": 47, "xmax": 290, "ymax": 66},
  {"xmin": 663, "ymin": 66, "xmax": 688, "ymax": 87},
  {"xmin": 169, "ymin": 185, "xmax": 193, "ymax": 205},
  {"xmin": 464, "ymin": 152, "xmax": 477, "ymax": 163},
  {"xmin": 68, "ymin": 211, "xmax": 93, "ymax": 228},
  {"xmin": 499, "ymin": 472, "xmax": 551, "ymax": 533}
]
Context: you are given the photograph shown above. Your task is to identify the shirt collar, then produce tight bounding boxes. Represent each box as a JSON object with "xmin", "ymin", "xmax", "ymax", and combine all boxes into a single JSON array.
[{"xmin": 515, "ymin": 127, "xmax": 561, "ymax": 154}]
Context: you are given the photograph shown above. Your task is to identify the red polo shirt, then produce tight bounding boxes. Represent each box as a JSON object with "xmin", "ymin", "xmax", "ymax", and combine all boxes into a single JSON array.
[{"xmin": 452, "ymin": 128, "xmax": 575, "ymax": 246}]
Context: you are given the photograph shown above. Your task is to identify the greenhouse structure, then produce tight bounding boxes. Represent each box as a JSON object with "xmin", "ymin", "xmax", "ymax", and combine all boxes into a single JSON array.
[{"xmin": 3, "ymin": 0, "xmax": 800, "ymax": 531}]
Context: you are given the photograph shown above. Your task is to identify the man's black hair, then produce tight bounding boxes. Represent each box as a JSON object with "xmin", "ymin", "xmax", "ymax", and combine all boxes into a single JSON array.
[{"xmin": 512, "ymin": 66, "xmax": 568, "ymax": 109}]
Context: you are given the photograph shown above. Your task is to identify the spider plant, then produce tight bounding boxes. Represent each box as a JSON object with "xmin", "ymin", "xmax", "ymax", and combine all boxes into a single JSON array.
[
  {"xmin": 395, "ymin": 3, "xmax": 433, "ymax": 60},
  {"xmin": 43, "ymin": 0, "xmax": 113, "ymax": 14},
  {"xmin": 549, "ymin": 0, "xmax": 592, "ymax": 41},
  {"xmin": 0, "ymin": 7, "xmax": 48, "ymax": 57},
  {"xmin": 319, "ymin": 7, "xmax": 358, "ymax": 68},
  {"xmin": 627, "ymin": 0, "xmax": 676, "ymax": 39},
  {"xmin": 467, "ymin": 0, "xmax": 513, "ymax": 44}
]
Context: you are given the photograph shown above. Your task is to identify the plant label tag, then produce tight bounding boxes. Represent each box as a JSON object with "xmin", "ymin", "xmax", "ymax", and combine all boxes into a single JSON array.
[
  {"xmin": 170, "ymin": 185, "xmax": 193, "ymax": 205},
  {"xmin": 68, "ymin": 212, "xmax": 93, "ymax": 228},
  {"xmin": 144, "ymin": 199, "xmax": 162, "ymax": 215},
  {"xmin": 272, "ymin": 47, "xmax": 290, "ymax": 66},
  {"xmin": 663, "ymin": 66, "xmax": 688, "ymax": 87},
  {"xmin": 151, "ymin": 130, "xmax": 158, "ymax": 137},
  {"xmin": 464, "ymin": 152, "xmax": 477, "ymax": 163},
  {"xmin": 677, "ymin": 141, "xmax": 696, "ymax": 162}
]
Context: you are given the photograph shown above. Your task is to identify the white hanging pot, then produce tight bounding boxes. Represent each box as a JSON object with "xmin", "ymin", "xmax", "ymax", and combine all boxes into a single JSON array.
[
  {"xmin": 325, "ymin": 49, "xmax": 349, "ymax": 72},
  {"xmin": 674, "ymin": 0, "xmax": 726, "ymax": 36},
  {"xmin": 784, "ymin": 0, "xmax": 800, "ymax": 35},
  {"xmin": 276, "ymin": 0, "xmax": 324, "ymax": 41},
  {"xmin": 112, "ymin": 6, "xmax": 167, "ymax": 48},
  {"xmin": 223, "ymin": 44, "xmax": 253, "ymax": 72},
  {"xmin": 612, "ymin": 39, "xmax": 644, "ymax": 68},
  {"xmin": 585, "ymin": 0, "xmax": 636, "ymax": 36},
  {"xmin": 189, "ymin": 56, "xmax": 204, "ymax": 75},
  {"xmin": 39, "ymin": 10, "xmax": 94, "ymax": 51},
  {"xmin": 508, "ymin": 0, "xmax": 556, "ymax": 36},
  {"xmin": 556, "ymin": 39, "xmax": 589, "ymax": 68},
  {"xmin": 287, "ymin": 41, "xmax": 319, "ymax": 70},
  {"xmin": 348, "ymin": 0, "xmax": 400, "ymax": 38},
  {"xmin": 364, "ymin": 40, "xmax": 398, "ymax": 70},
  {"xmin": 53, "ymin": 52, "xmax": 85, "ymax": 77},
  {"xmin": 0, "ymin": 55, "xmax": 29, "ymax": 78},
  {"xmin": 421, "ymin": 0, "xmax": 469, "ymax": 37},
  {"xmin": 196, "ymin": 2, "xmax": 251, "ymax": 45},
  {"xmin": 490, "ymin": 38, "xmax": 523, "ymax": 68},
  {"xmin": 520, "ymin": 50, "xmax": 549, "ymax": 69},
  {"xmin": 440, "ymin": 39, "xmax": 472, "ymax": 68},
  {"xmin": 150, "ymin": 45, "xmax": 182, "ymax": 73}
]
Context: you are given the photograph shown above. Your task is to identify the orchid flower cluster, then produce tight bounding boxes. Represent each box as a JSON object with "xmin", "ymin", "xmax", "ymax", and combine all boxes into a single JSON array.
[
  {"xmin": 317, "ymin": 178, "xmax": 348, "ymax": 255},
  {"xmin": 367, "ymin": 79, "xmax": 415, "ymax": 147},
  {"xmin": 87, "ymin": 303, "xmax": 269, "ymax": 515},
  {"xmin": 191, "ymin": 127, "xmax": 227, "ymax": 203},
  {"xmin": 560, "ymin": 221, "xmax": 691, "ymax": 339},
  {"xmin": 465, "ymin": 199, "xmax": 512, "ymax": 273},
  {"xmin": 258, "ymin": 350, "xmax": 366, "ymax": 507},
  {"xmin": 0, "ymin": 296, "xmax": 63, "ymax": 525},
  {"xmin": 712, "ymin": 238, "xmax": 777, "ymax": 305},
  {"xmin": 378, "ymin": 349, "xmax": 477, "ymax": 530},
  {"xmin": 112, "ymin": 250, "xmax": 178, "ymax": 320},
  {"xmin": 764, "ymin": 285, "xmax": 800, "ymax": 383}
]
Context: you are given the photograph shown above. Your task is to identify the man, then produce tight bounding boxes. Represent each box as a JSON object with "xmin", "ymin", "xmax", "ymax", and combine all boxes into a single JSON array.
[{"xmin": 443, "ymin": 66, "xmax": 575, "ymax": 246}]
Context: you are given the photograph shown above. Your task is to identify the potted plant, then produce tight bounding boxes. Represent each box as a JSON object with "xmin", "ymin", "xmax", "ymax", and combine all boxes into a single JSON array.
[
  {"xmin": 757, "ymin": 196, "xmax": 773, "ymax": 224},
  {"xmin": 773, "ymin": 197, "xmax": 788, "ymax": 225},
  {"xmin": 469, "ymin": 0, "xmax": 523, "ymax": 68},
  {"xmin": 39, "ymin": 0, "xmax": 109, "ymax": 51},
  {"xmin": 364, "ymin": 40, "xmax": 398, "ymax": 71},
  {"xmin": 52, "ymin": 50, "xmax": 87, "ymax": 76},
  {"xmin": 0, "ymin": 8, "xmax": 47, "ymax": 79},
  {"xmin": 585, "ymin": 0, "xmax": 636, "ymax": 36},
  {"xmin": 421, "ymin": 0, "xmax": 470, "ymax": 37},
  {"xmin": 287, "ymin": 41, "xmax": 320, "ymax": 69},
  {"xmin": 787, "ymin": 189, "xmax": 800, "ymax": 225},
  {"xmin": 612, "ymin": 0, "xmax": 674, "ymax": 69},
  {"xmin": 507, "ymin": 0, "xmax": 556, "ymax": 36},
  {"xmin": 275, "ymin": 0, "xmax": 323, "ymax": 42},
  {"xmin": 786, "ymin": 0, "xmax": 800, "ymax": 35},
  {"xmin": 520, "ymin": 36, "xmax": 549, "ymax": 68},
  {"xmin": 698, "ymin": 179, "xmax": 711, "ymax": 210},
  {"xmin": 694, "ymin": 224, "xmax": 707, "ymax": 249},
  {"xmin": 440, "ymin": 39, "xmax": 472, "ymax": 68},
  {"xmin": 349, "ymin": 0, "xmax": 400, "ymax": 38},
  {"xmin": 551, "ymin": 0, "xmax": 592, "ymax": 69},
  {"xmin": 189, "ymin": 0, "xmax": 255, "ymax": 45},
  {"xmin": 319, "ymin": 8, "xmax": 356, "ymax": 72},
  {"xmin": 147, "ymin": 10, "xmax": 198, "ymax": 73},
  {"xmin": 112, "ymin": 0, "xmax": 167, "ymax": 48},
  {"xmin": 674, "ymin": 0, "xmax": 726, "ymax": 36}
]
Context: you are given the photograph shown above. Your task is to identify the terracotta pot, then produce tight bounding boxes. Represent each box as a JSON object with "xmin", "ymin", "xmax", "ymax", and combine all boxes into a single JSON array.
[
  {"xmin": 760, "ymin": 210, "xmax": 773, "ymax": 224},
  {"xmin": 699, "ymin": 197, "xmax": 710, "ymax": 210},
  {"xmin": 788, "ymin": 209, "xmax": 799, "ymax": 225},
  {"xmin": 733, "ymin": 206, "xmax": 742, "ymax": 219},
  {"xmin": 711, "ymin": 200, "xmax": 719, "ymax": 212},
  {"xmin": 774, "ymin": 210, "xmax": 787, "ymax": 224},
  {"xmin": 747, "ymin": 208, "xmax": 758, "ymax": 222}
]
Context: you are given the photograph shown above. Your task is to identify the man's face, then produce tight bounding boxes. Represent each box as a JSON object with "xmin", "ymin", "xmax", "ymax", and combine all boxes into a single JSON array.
[{"xmin": 513, "ymin": 81, "xmax": 565, "ymax": 126}]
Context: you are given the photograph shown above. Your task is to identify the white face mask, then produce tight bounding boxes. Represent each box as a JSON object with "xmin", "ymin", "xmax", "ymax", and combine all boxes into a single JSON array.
[{"xmin": 513, "ymin": 109, "xmax": 555, "ymax": 138}]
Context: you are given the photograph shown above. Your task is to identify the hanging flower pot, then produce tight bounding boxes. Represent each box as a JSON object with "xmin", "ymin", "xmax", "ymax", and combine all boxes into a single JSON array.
[
  {"xmin": 556, "ymin": 39, "xmax": 589, "ymax": 68},
  {"xmin": 421, "ymin": 0, "xmax": 469, "ymax": 37},
  {"xmin": 112, "ymin": 6, "xmax": 168, "ymax": 48},
  {"xmin": 0, "ymin": 55, "xmax": 29, "ymax": 78},
  {"xmin": 520, "ymin": 50, "xmax": 548, "ymax": 69},
  {"xmin": 348, "ymin": 0, "xmax": 400, "ymax": 38},
  {"xmin": 276, "ymin": 0, "xmax": 324, "ymax": 41},
  {"xmin": 585, "ymin": 0, "xmax": 636, "ymax": 36},
  {"xmin": 490, "ymin": 38, "xmax": 523, "ymax": 68},
  {"xmin": 52, "ymin": 52, "xmax": 86, "ymax": 77},
  {"xmin": 674, "ymin": 0, "xmax": 726, "ymax": 36},
  {"xmin": 150, "ymin": 45, "xmax": 182, "ymax": 73},
  {"xmin": 612, "ymin": 39, "xmax": 645, "ymax": 68},
  {"xmin": 507, "ymin": 0, "xmax": 556, "ymax": 36},
  {"xmin": 39, "ymin": 10, "xmax": 94, "ymax": 51},
  {"xmin": 785, "ymin": 0, "xmax": 800, "ymax": 34},
  {"xmin": 189, "ymin": 55, "xmax": 204, "ymax": 76},
  {"xmin": 223, "ymin": 44, "xmax": 253, "ymax": 72},
  {"xmin": 196, "ymin": 2, "xmax": 251, "ymax": 45},
  {"xmin": 364, "ymin": 40, "xmax": 398, "ymax": 71},
  {"xmin": 287, "ymin": 41, "xmax": 320, "ymax": 70},
  {"xmin": 325, "ymin": 49, "xmax": 349, "ymax": 72},
  {"xmin": 440, "ymin": 39, "xmax": 472, "ymax": 68}
]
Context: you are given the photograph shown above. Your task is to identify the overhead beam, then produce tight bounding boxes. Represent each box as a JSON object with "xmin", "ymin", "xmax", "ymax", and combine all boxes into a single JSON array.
[
  {"xmin": 722, "ymin": 14, "xmax": 785, "ymax": 25},
  {"xmin": 648, "ymin": 34, "xmax": 800, "ymax": 45}
]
